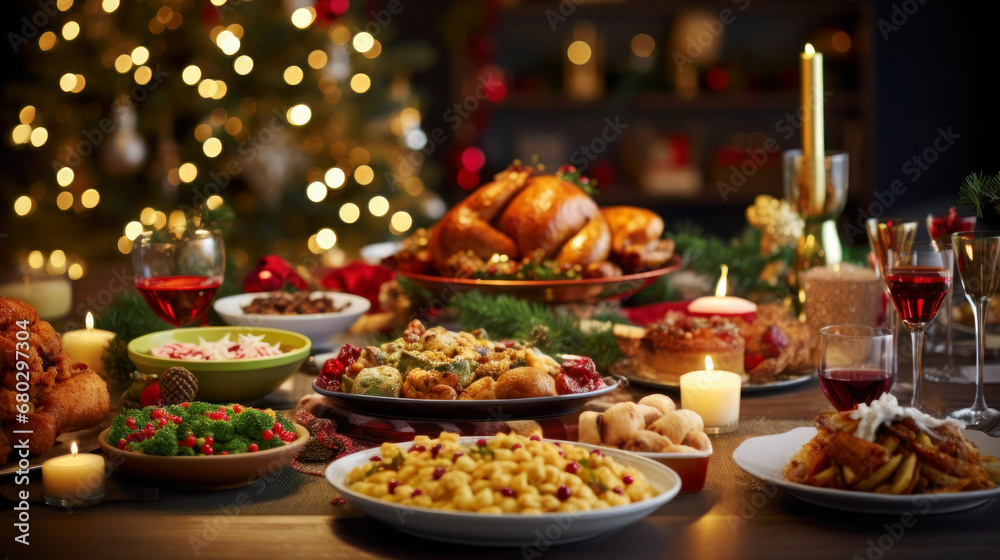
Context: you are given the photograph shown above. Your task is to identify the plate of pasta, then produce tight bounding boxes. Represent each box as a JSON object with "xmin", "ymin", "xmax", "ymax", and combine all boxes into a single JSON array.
[
  {"xmin": 734, "ymin": 395, "xmax": 1000, "ymax": 514},
  {"xmin": 325, "ymin": 432, "xmax": 681, "ymax": 546}
]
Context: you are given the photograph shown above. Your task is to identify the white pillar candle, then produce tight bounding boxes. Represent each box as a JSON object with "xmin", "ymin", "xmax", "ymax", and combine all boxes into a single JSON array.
[
  {"xmin": 687, "ymin": 265, "xmax": 758, "ymax": 318},
  {"xmin": 62, "ymin": 312, "xmax": 116, "ymax": 376},
  {"xmin": 41, "ymin": 442, "xmax": 106, "ymax": 507},
  {"xmin": 0, "ymin": 276, "xmax": 72, "ymax": 320},
  {"xmin": 680, "ymin": 356, "xmax": 742, "ymax": 433}
]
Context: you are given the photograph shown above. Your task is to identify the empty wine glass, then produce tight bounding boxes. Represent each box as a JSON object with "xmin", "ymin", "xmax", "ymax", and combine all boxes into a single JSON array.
[
  {"xmin": 133, "ymin": 229, "xmax": 225, "ymax": 327},
  {"xmin": 949, "ymin": 231, "xmax": 1000, "ymax": 428},
  {"xmin": 924, "ymin": 211, "xmax": 976, "ymax": 381}
]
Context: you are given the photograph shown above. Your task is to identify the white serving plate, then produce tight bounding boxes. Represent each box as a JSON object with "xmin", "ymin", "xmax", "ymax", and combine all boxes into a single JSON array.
[
  {"xmin": 213, "ymin": 291, "xmax": 370, "ymax": 350},
  {"xmin": 325, "ymin": 437, "xmax": 681, "ymax": 546},
  {"xmin": 734, "ymin": 427, "xmax": 1000, "ymax": 514}
]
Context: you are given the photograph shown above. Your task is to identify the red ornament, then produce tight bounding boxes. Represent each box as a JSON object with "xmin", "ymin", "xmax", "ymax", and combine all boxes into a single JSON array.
[
  {"xmin": 314, "ymin": 0, "xmax": 350, "ymax": 23},
  {"xmin": 140, "ymin": 382, "xmax": 163, "ymax": 408},
  {"xmin": 243, "ymin": 255, "xmax": 308, "ymax": 293},
  {"xmin": 320, "ymin": 261, "xmax": 395, "ymax": 313}
]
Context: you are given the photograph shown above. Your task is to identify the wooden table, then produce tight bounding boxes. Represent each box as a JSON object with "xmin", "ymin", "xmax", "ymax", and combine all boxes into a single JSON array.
[{"xmin": 7, "ymin": 367, "xmax": 1000, "ymax": 560}]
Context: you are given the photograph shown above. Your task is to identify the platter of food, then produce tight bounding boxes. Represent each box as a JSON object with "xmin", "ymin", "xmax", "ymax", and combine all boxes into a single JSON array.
[
  {"xmin": 734, "ymin": 394, "xmax": 1000, "ymax": 514},
  {"xmin": 1, "ymin": 297, "xmax": 113, "ymax": 470},
  {"xmin": 98, "ymin": 402, "xmax": 308, "ymax": 490},
  {"xmin": 213, "ymin": 291, "xmax": 371, "ymax": 349},
  {"xmin": 127, "ymin": 326, "xmax": 311, "ymax": 402},
  {"xmin": 614, "ymin": 303, "xmax": 816, "ymax": 393},
  {"xmin": 387, "ymin": 163, "xmax": 682, "ymax": 304},
  {"xmin": 0, "ymin": 412, "xmax": 114, "ymax": 476},
  {"xmin": 325, "ymin": 432, "xmax": 681, "ymax": 546},
  {"xmin": 310, "ymin": 320, "xmax": 620, "ymax": 420}
]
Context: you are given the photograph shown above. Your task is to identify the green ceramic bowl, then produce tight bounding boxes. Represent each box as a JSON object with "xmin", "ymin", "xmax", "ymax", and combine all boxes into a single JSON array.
[{"xmin": 127, "ymin": 327, "xmax": 311, "ymax": 402}]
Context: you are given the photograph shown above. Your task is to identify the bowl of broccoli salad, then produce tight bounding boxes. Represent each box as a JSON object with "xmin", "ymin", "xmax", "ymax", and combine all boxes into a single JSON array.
[{"xmin": 99, "ymin": 402, "xmax": 308, "ymax": 489}]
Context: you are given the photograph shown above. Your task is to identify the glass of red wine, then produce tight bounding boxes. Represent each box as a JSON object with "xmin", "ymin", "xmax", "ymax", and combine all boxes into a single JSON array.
[
  {"xmin": 819, "ymin": 325, "xmax": 895, "ymax": 411},
  {"xmin": 885, "ymin": 243, "xmax": 952, "ymax": 414},
  {"xmin": 925, "ymin": 209, "xmax": 976, "ymax": 380},
  {"xmin": 133, "ymin": 229, "xmax": 225, "ymax": 327}
]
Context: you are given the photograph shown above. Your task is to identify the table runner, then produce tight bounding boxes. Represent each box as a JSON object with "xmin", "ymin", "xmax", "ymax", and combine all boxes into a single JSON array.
[{"xmin": 1, "ymin": 418, "xmax": 811, "ymax": 518}]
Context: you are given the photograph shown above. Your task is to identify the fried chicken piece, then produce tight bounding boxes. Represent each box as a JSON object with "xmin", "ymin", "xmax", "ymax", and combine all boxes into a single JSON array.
[
  {"xmin": 39, "ymin": 370, "xmax": 110, "ymax": 433},
  {"xmin": 825, "ymin": 429, "xmax": 888, "ymax": 479}
]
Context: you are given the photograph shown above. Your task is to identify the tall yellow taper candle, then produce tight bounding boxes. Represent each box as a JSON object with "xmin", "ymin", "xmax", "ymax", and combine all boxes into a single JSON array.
[{"xmin": 800, "ymin": 43, "xmax": 825, "ymax": 214}]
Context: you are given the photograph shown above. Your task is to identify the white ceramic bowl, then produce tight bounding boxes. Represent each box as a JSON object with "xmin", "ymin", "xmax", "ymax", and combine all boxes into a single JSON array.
[
  {"xmin": 325, "ymin": 437, "xmax": 681, "ymax": 546},
  {"xmin": 213, "ymin": 291, "xmax": 370, "ymax": 349}
]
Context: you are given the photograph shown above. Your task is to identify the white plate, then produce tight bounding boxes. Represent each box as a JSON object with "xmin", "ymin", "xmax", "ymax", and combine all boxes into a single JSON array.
[
  {"xmin": 325, "ymin": 437, "xmax": 681, "ymax": 546},
  {"xmin": 734, "ymin": 427, "xmax": 1000, "ymax": 514},
  {"xmin": 360, "ymin": 241, "xmax": 403, "ymax": 265},
  {"xmin": 213, "ymin": 291, "xmax": 370, "ymax": 350}
]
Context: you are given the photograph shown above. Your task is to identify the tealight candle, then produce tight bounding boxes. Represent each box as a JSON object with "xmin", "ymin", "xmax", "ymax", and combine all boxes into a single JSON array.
[
  {"xmin": 680, "ymin": 356, "xmax": 742, "ymax": 434},
  {"xmin": 687, "ymin": 265, "xmax": 758, "ymax": 321},
  {"xmin": 41, "ymin": 442, "xmax": 106, "ymax": 507},
  {"xmin": 61, "ymin": 312, "xmax": 116, "ymax": 376}
]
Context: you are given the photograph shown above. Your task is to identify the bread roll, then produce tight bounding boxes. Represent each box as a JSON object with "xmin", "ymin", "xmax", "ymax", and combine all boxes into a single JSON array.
[
  {"xmin": 636, "ymin": 404, "xmax": 663, "ymax": 427},
  {"xmin": 638, "ymin": 394, "xmax": 676, "ymax": 416},
  {"xmin": 624, "ymin": 430, "xmax": 674, "ymax": 452},
  {"xmin": 578, "ymin": 411, "xmax": 602, "ymax": 445},
  {"xmin": 494, "ymin": 367, "xmax": 557, "ymax": 399},
  {"xmin": 647, "ymin": 410, "xmax": 704, "ymax": 444},
  {"xmin": 459, "ymin": 377, "xmax": 496, "ymax": 400},
  {"xmin": 681, "ymin": 430, "xmax": 712, "ymax": 453},
  {"xmin": 600, "ymin": 402, "xmax": 646, "ymax": 447}
]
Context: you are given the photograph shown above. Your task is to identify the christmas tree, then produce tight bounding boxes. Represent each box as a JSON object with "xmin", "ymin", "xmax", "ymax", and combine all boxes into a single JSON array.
[{"xmin": 5, "ymin": 0, "xmax": 437, "ymax": 279}]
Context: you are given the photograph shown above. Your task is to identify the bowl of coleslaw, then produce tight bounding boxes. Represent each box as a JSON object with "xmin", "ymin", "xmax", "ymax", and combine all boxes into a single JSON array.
[{"xmin": 127, "ymin": 327, "xmax": 311, "ymax": 402}]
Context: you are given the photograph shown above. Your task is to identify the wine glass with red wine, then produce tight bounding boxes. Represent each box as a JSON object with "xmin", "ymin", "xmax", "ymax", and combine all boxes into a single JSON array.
[
  {"xmin": 925, "ymin": 209, "xmax": 975, "ymax": 379},
  {"xmin": 886, "ymin": 243, "xmax": 952, "ymax": 414},
  {"xmin": 133, "ymin": 229, "xmax": 225, "ymax": 327},
  {"xmin": 948, "ymin": 231, "xmax": 1000, "ymax": 428},
  {"xmin": 819, "ymin": 325, "xmax": 895, "ymax": 411}
]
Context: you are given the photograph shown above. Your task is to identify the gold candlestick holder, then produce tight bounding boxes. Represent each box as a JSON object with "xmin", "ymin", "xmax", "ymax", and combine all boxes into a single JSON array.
[{"xmin": 783, "ymin": 150, "xmax": 849, "ymax": 307}]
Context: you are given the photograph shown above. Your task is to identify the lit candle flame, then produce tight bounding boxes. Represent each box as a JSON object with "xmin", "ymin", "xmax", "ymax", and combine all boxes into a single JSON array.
[
  {"xmin": 804, "ymin": 43, "xmax": 815, "ymax": 57},
  {"xmin": 71, "ymin": 441, "xmax": 78, "ymax": 457},
  {"xmin": 714, "ymin": 265, "xmax": 729, "ymax": 297},
  {"xmin": 85, "ymin": 311, "xmax": 94, "ymax": 333},
  {"xmin": 705, "ymin": 355, "xmax": 714, "ymax": 372}
]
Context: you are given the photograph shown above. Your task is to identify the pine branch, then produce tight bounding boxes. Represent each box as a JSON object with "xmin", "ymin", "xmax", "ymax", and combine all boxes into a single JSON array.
[{"xmin": 957, "ymin": 172, "xmax": 1000, "ymax": 218}]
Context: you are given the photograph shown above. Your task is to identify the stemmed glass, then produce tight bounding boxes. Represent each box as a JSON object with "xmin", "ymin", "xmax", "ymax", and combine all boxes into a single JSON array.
[
  {"xmin": 818, "ymin": 325, "xmax": 895, "ymax": 411},
  {"xmin": 885, "ymin": 243, "xmax": 952, "ymax": 413},
  {"xmin": 866, "ymin": 218, "xmax": 918, "ymax": 330},
  {"xmin": 925, "ymin": 211, "xmax": 976, "ymax": 379},
  {"xmin": 133, "ymin": 229, "xmax": 225, "ymax": 327},
  {"xmin": 948, "ymin": 231, "xmax": 1000, "ymax": 427}
]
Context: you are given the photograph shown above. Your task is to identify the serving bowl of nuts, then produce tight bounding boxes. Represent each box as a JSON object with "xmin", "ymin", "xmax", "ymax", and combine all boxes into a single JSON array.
[{"xmin": 213, "ymin": 291, "xmax": 370, "ymax": 349}]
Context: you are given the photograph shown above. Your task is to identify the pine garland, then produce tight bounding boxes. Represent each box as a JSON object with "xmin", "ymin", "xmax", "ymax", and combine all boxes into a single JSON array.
[
  {"xmin": 957, "ymin": 171, "xmax": 1000, "ymax": 218},
  {"xmin": 451, "ymin": 292, "xmax": 626, "ymax": 372},
  {"xmin": 94, "ymin": 291, "xmax": 171, "ymax": 381}
]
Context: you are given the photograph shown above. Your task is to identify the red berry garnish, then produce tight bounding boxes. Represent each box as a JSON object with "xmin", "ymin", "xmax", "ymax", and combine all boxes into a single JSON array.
[
  {"xmin": 126, "ymin": 417, "xmax": 137, "ymax": 430},
  {"xmin": 410, "ymin": 489, "xmax": 423, "ymax": 498},
  {"xmin": 565, "ymin": 461, "xmax": 580, "ymax": 474},
  {"xmin": 529, "ymin": 435, "xmax": 540, "ymax": 442},
  {"xmin": 370, "ymin": 455, "xmax": 382, "ymax": 462},
  {"xmin": 430, "ymin": 444, "xmax": 443, "ymax": 458},
  {"xmin": 172, "ymin": 417, "xmax": 183, "ymax": 425},
  {"xmin": 220, "ymin": 451, "xmax": 229, "ymax": 455},
  {"xmin": 262, "ymin": 430, "xmax": 274, "ymax": 441},
  {"xmin": 231, "ymin": 404, "xmax": 243, "ymax": 413},
  {"xmin": 116, "ymin": 438, "xmax": 126, "ymax": 449},
  {"xmin": 181, "ymin": 402, "xmax": 190, "ymax": 409},
  {"xmin": 500, "ymin": 487, "xmax": 516, "ymax": 497},
  {"xmin": 432, "ymin": 467, "xmax": 446, "ymax": 480},
  {"xmin": 201, "ymin": 444, "xmax": 213, "ymax": 455},
  {"xmin": 613, "ymin": 487, "xmax": 624, "ymax": 495},
  {"xmin": 280, "ymin": 430, "xmax": 296, "ymax": 442},
  {"xmin": 556, "ymin": 486, "xmax": 572, "ymax": 501},
  {"xmin": 272, "ymin": 422, "xmax": 283, "ymax": 434},
  {"xmin": 388, "ymin": 480, "xmax": 400, "ymax": 493},
  {"xmin": 452, "ymin": 452, "xmax": 463, "ymax": 462},
  {"xmin": 511, "ymin": 443, "xmax": 522, "ymax": 450},
  {"xmin": 591, "ymin": 449, "xmax": 604, "ymax": 457},
  {"xmin": 623, "ymin": 475, "xmax": 634, "ymax": 485},
  {"xmin": 408, "ymin": 445, "xmax": 426, "ymax": 453},
  {"xmin": 248, "ymin": 443, "xmax": 258, "ymax": 452},
  {"xmin": 158, "ymin": 418, "xmax": 167, "ymax": 427},
  {"xmin": 180, "ymin": 435, "xmax": 197, "ymax": 447},
  {"xmin": 476, "ymin": 439, "xmax": 487, "ymax": 447},
  {"xmin": 140, "ymin": 382, "xmax": 162, "ymax": 408},
  {"xmin": 204, "ymin": 436, "xmax": 214, "ymax": 446},
  {"xmin": 330, "ymin": 497, "xmax": 346, "ymax": 505}
]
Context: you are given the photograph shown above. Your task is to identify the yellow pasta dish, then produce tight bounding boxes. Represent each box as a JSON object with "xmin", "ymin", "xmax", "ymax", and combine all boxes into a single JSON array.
[{"xmin": 346, "ymin": 432, "xmax": 656, "ymax": 513}]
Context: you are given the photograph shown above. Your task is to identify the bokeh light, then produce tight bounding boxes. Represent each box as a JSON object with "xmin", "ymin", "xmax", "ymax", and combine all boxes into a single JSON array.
[{"xmin": 567, "ymin": 41, "xmax": 592, "ymax": 65}]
